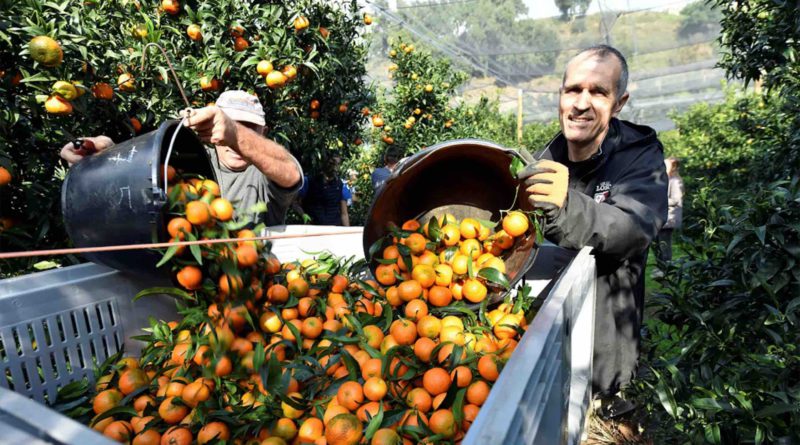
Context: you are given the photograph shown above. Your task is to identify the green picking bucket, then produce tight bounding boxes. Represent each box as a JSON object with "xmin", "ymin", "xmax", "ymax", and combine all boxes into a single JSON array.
[{"xmin": 362, "ymin": 139, "xmax": 537, "ymax": 304}]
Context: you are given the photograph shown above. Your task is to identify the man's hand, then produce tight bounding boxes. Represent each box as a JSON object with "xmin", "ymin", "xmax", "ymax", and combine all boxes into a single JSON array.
[
  {"xmin": 60, "ymin": 136, "xmax": 115, "ymax": 166},
  {"xmin": 520, "ymin": 159, "xmax": 569, "ymax": 211},
  {"xmin": 182, "ymin": 106, "xmax": 239, "ymax": 149}
]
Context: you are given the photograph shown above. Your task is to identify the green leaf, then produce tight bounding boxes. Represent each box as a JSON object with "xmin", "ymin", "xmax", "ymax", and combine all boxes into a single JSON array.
[
  {"xmin": 133, "ymin": 287, "xmax": 195, "ymax": 302},
  {"xmin": 90, "ymin": 405, "xmax": 138, "ymax": 425},
  {"xmin": 156, "ymin": 243, "xmax": 181, "ymax": 267},
  {"xmin": 755, "ymin": 403, "xmax": 797, "ymax": 418},
  {"xmin": 704, "ymin": 424, "xmax": 721, "ymax": 444},
  {"xmin": 478, "ymin": 267, "xmax": 510, "ymax": 289},
  {"xmin": 510, "ymin": 157, "xmax": 524, "ymax": 178},
  {"xmin": 364, "ymin": 402, "xmax": 385, "ymax": 440}
]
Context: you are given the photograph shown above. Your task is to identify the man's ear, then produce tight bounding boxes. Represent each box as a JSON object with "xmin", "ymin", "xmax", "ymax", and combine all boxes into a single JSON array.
[{"xmin": 613, "ymin": 91, "xmax": 629, "ymax": 116}]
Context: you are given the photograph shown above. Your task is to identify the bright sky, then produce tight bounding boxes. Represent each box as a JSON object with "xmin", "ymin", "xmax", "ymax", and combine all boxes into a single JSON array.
[{"xmin": 524, "ymin": 0, "xmax": 696, "ymax": 19}]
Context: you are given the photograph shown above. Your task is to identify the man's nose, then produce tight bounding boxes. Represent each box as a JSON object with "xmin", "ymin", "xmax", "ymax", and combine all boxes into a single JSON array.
[{"xmin": 574, "ymin": 89, "xmax": 591, "ymax": 110}]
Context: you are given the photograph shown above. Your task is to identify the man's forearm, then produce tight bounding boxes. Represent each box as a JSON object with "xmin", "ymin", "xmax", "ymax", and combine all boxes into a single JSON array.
[
  {"xmin": 235, "ymin": 124, "xmax": 301, "ymax": 188},
  {"xmin": 340, "ymin": 201, "xmax": 350, "ymax": 226}
]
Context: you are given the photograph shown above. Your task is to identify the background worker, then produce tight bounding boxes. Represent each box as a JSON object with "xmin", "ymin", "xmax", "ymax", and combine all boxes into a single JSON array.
[
  {"xmin": 654, "ymin": 156, "xmax": 684, "ymax": 264},
  {"xmin": 60, "ymin": 90, "xmax": 303, "ymax": 227},
  {"xmin": 371, "ymin": 146, "xmax": 401, "ymax": 193},
  {"xmin": 520, "ymin": 45, "xmax": 668, "ymax": 418}
]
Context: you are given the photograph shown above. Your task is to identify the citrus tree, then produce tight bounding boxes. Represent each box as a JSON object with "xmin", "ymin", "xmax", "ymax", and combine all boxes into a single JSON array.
[{"xmin": 0, "ymin": 0, "xmax": 374, "ymax": 277}]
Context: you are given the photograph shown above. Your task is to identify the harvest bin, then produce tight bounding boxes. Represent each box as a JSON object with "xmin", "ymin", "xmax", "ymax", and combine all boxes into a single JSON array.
[{"xmin": 0, "ymin": 228, "xmax": 595, "ymax": 445}]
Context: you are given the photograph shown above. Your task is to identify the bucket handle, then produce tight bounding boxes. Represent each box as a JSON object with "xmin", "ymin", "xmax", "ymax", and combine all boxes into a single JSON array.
[{"xmin": 161, "ymin": 118, "xmax": 189, "ymax": 195}]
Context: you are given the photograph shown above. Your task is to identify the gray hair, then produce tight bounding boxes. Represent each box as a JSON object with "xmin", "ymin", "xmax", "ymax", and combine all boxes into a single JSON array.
[{"xmin": 563, "ymin": 44, "xmax": 629, "ymax": 101}]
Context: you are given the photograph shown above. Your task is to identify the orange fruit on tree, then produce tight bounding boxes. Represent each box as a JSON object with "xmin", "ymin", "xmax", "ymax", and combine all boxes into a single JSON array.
[
  {"xmin": 186, "ymin": 24, "xmax": 202, "ymax": 41},
  {"xmin": 363, "ymin": 325, "xmax": 384, "ymax": 349},
  {"xmin": 429, "ymin": 409, "xmax": 457, "ymax": 439},
  {"xmin": 336, "ymin": 381, "xmax": 364, "ymax": 411},
  {"xmin": 214, "ymin": 355, "xmax": 233, "ymax": 376},
  {"xmin": 298, "ymin": 417, "xmax": 324, "ymax": 443},
  {"xmin": 117, "ymin": 73, "xmax": 136, "ymax": 92},
  {"xmin": 0, "ymin": 167, "xmax": 11, "ymax": 186},
  {"xmin": 176, "ymin": 265, "xmax": 202, "ymax": 290},
  {"xmin": 118, "ymin": 368, "xmax": 148, "ymax": 395},
  {"xmin": 382, "ymin": 245, "xmax": 400, "ymax": 261},
  {"xmin": 44, "ymin": 95, "xmax": 72, "ymax": 115},
  {"xmin": 282, "ymin": 65, "xmax": 297, "ymax": 80},
  {"xmin": 466, "ymin": 380, "xmax": 490, "ymax": 406},
  {"xmin": 93, "ymin": 388, "xmax": 122, "ymax": 415},
  {"xmin": 257, "ymin": 60, "xmax": 274, "ymax": 76},
  {"xmin": 29, "ymin": 36, "xmax": 63, "ymax": 67},
  {"xmin": 233, "ymin": 36, "xmax": 249, "ymax": 51},
  {"xmin": 236, "ymin": 244, "xmax": 259, "ymax": 267},
  {"xmin": 325, "ymin": 413, "xmax": 363, "ymax": 445},
  {"xmin": 331, "ymin": 274, "xmax": 348, "ymax": 292},
  {"xmin": 103, "ymin": 420, "xmax": 133, "ymax": 443},
  {"xmin": 133, "ymin": 395, "xmax": 156, "ymax": 413},
  {"xmin": 319, "ymin": 26, "xmax": 330, "ymax": 39},
  {"xmin": 92, "ymin": 82, "xmax": 114, "ymax": 100},
  {"xmin": 293, "ymin": 15, "xmax": 310, "ymax": 31},
  {"xmin": 266, "ymin": 70, "xmax": 288, "ymax": 88},
  {"xmin": 199, "ymin": 76, "xmax": 220, "ymax": 92},
  {"xmin": 502, "ymin": 211, "xmax": 529, "ymax": 237},
  {"xmin": 181, "ymin": 379, "xmax": 211, "ymax": 408},
  {"xmin": 423, "ymin": 367, "xmax": 452, "ymax": 396},
  {"xmin": 363, "ymin": 377, "xmax": 388, "ymax": 401},
  {"xmin": 162, "ymin": 0, "xmax": 180, "ymax": 15},
  {"xmin": 460, "ymin": 238, "xmax": 482, "ymax": 259},
  {"xmin": 160, "ymin": 427, "xmax": 192, "ymax": 445},
  {"xmin": 389, "ymin": 319, "xmax": 417, "ymax": 346},
  {"xmin": 402, "ymin": 219, "xmax": 421, "ymax": 231},
  {"xmin": 356, "ymin": 401, "xmax": 383, "ymax": 422},
  {"xmin": 462, "ymin": 278, "xmax": 487, "ymax": 303},
  {"xmin": 197, "ymin": 421, "xmax": 230, "ymax": 444}
]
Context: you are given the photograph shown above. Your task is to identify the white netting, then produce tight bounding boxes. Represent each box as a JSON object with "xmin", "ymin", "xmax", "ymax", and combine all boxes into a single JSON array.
[{"xmin": 361, "ymin": 0, "xmax": 736, "ymax": 130}]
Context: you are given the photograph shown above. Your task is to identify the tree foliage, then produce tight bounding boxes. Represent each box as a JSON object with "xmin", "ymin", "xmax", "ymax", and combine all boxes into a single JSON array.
[{"xmin": 554, "ymin": 0, "xmax": 592, "ymax": 21}]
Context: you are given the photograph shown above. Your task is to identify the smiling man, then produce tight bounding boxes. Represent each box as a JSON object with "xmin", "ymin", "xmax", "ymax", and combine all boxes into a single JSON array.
[{"xmin": 521, "ymin": 45, "xmax": 668, "ymax": 415}]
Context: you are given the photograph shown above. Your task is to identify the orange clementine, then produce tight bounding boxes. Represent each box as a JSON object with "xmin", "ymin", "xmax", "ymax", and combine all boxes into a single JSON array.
[
  {"xmin": 298, "ymin": 417, "xmax": 324, "ymax": 443},
  {"xmin": 466, "ymin": 380, "xmax": 490, "ymax": 406},
  {"xmin": 429, "ymin": 409, "xmax": 457, "ymax": 439},
  {"xmin": 363, "ymin": 377, "xmax": 388, "ymax": 401},
  {"xmin": 336, "ymin": 381, "xmax": 364, "ymax": 411},
  {"xmin": 462, "ymin": 278, "xmax": 487, "ymax": 303},
  {"xmin": 405, "ymin": 387, "xmax": 433, "ymax": 413},
  {"xmin": 325, "ymin": 413, "xmax": 362, "ymax": 445},
  {"xmin": 422, "ymin": 367, "xmax": 452, "ymax": 396},
  {"xmin": 93, "ymin": 389, "xmax": 122, "ymax": 415},
  {"xmin": 450, "ymin": 366, "xmax": 473, "ymax": 388},
  {"xmin": 478, "ymin": 354, "xmax": 501, "ymax": 381},
  {"xmin": 103, "ymin": 420, "xmax": 133, "ymax": 443},
  {"xmin": 502, "ymin": 211, "xmax": 529, "ymax": 237},
  {"xmin": 197, "ymin": 421, "xmax": 230, "ymax": 444},
  {"xmin": 413, "ymin": 337, "xmax": 437, "ymax": 363},
  {"xmin": 389, "ymin": 319, "xmax": 417, "ymax": 346},
  {"xmin": 404, "ymin": 233, "xmax": 427, "ymax": 254},
  {"xmin": 397, "ymin": 280, "xmax": 422, "ymax": 302},
  {"xmin": 404, "ymin": 299, "xmax": 428, "ymax": 321},
  {"xmin": 159, "ymin": 396, "xmax": 189, "ymax": 424}
]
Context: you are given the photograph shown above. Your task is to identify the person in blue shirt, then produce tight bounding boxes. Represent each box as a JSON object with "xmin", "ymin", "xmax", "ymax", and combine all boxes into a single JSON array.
[
  {"xmin": 296, "ymin": 156, "xmax": 350, "ymax": 226},
  {"xmin": 371, "ymin": 147, "xmax": 401, "ymax": 193}
]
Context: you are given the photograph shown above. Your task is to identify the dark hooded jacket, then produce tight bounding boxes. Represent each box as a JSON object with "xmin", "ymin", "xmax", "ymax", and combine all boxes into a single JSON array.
[{"xmin": 536, "ymin": 118, "xmax": 668, "ymax": 395}]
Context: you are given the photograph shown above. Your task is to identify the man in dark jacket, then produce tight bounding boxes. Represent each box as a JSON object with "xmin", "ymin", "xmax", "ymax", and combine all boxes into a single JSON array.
[{"xmin": 521, "ymin": 45, "xmax": 668, "ymax": 414}]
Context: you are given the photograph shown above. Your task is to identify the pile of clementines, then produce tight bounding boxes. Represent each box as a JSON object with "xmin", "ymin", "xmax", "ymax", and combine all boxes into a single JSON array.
[{"xmin": 75, "ymin": 168, "xmax": 535, "ymax": 445}]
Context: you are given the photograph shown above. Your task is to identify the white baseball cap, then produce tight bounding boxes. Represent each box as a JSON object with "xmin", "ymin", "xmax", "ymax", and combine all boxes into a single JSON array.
[{"xmin": 216, "ymin": 90, "xmax": 266, "ymax": 126}]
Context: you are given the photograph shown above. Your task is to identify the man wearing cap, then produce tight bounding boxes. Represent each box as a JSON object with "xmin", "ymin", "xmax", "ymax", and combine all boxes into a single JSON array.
[
  {"xmin": 182, "ymin": 91, "xmax": 303, "ymax": 226},
  {"xmin": 60, "ymin": 91, "xmax": 303, "ymax": 227}
]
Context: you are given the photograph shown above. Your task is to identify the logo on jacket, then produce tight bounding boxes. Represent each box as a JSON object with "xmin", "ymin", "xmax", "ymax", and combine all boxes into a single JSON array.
[{"xmin": 594, "ymin": 181, "xmax": 612, "ymax": 203}]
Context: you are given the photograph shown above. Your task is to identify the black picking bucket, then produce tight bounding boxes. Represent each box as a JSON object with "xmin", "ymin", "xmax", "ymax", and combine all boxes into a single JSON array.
[
  {"xmin": 363, "ymin": 139, "xmax": 537, "ymax": 305},
  {"xmin": 61, "ymin": 120, "xmax": 215, "ymax": 278}
]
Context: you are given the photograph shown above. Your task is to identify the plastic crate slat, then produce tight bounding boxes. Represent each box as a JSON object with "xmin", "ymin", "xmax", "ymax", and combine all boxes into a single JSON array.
[{"xmin": 45, "ymin": 315, "xmax": 71, "ymax": 390}]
